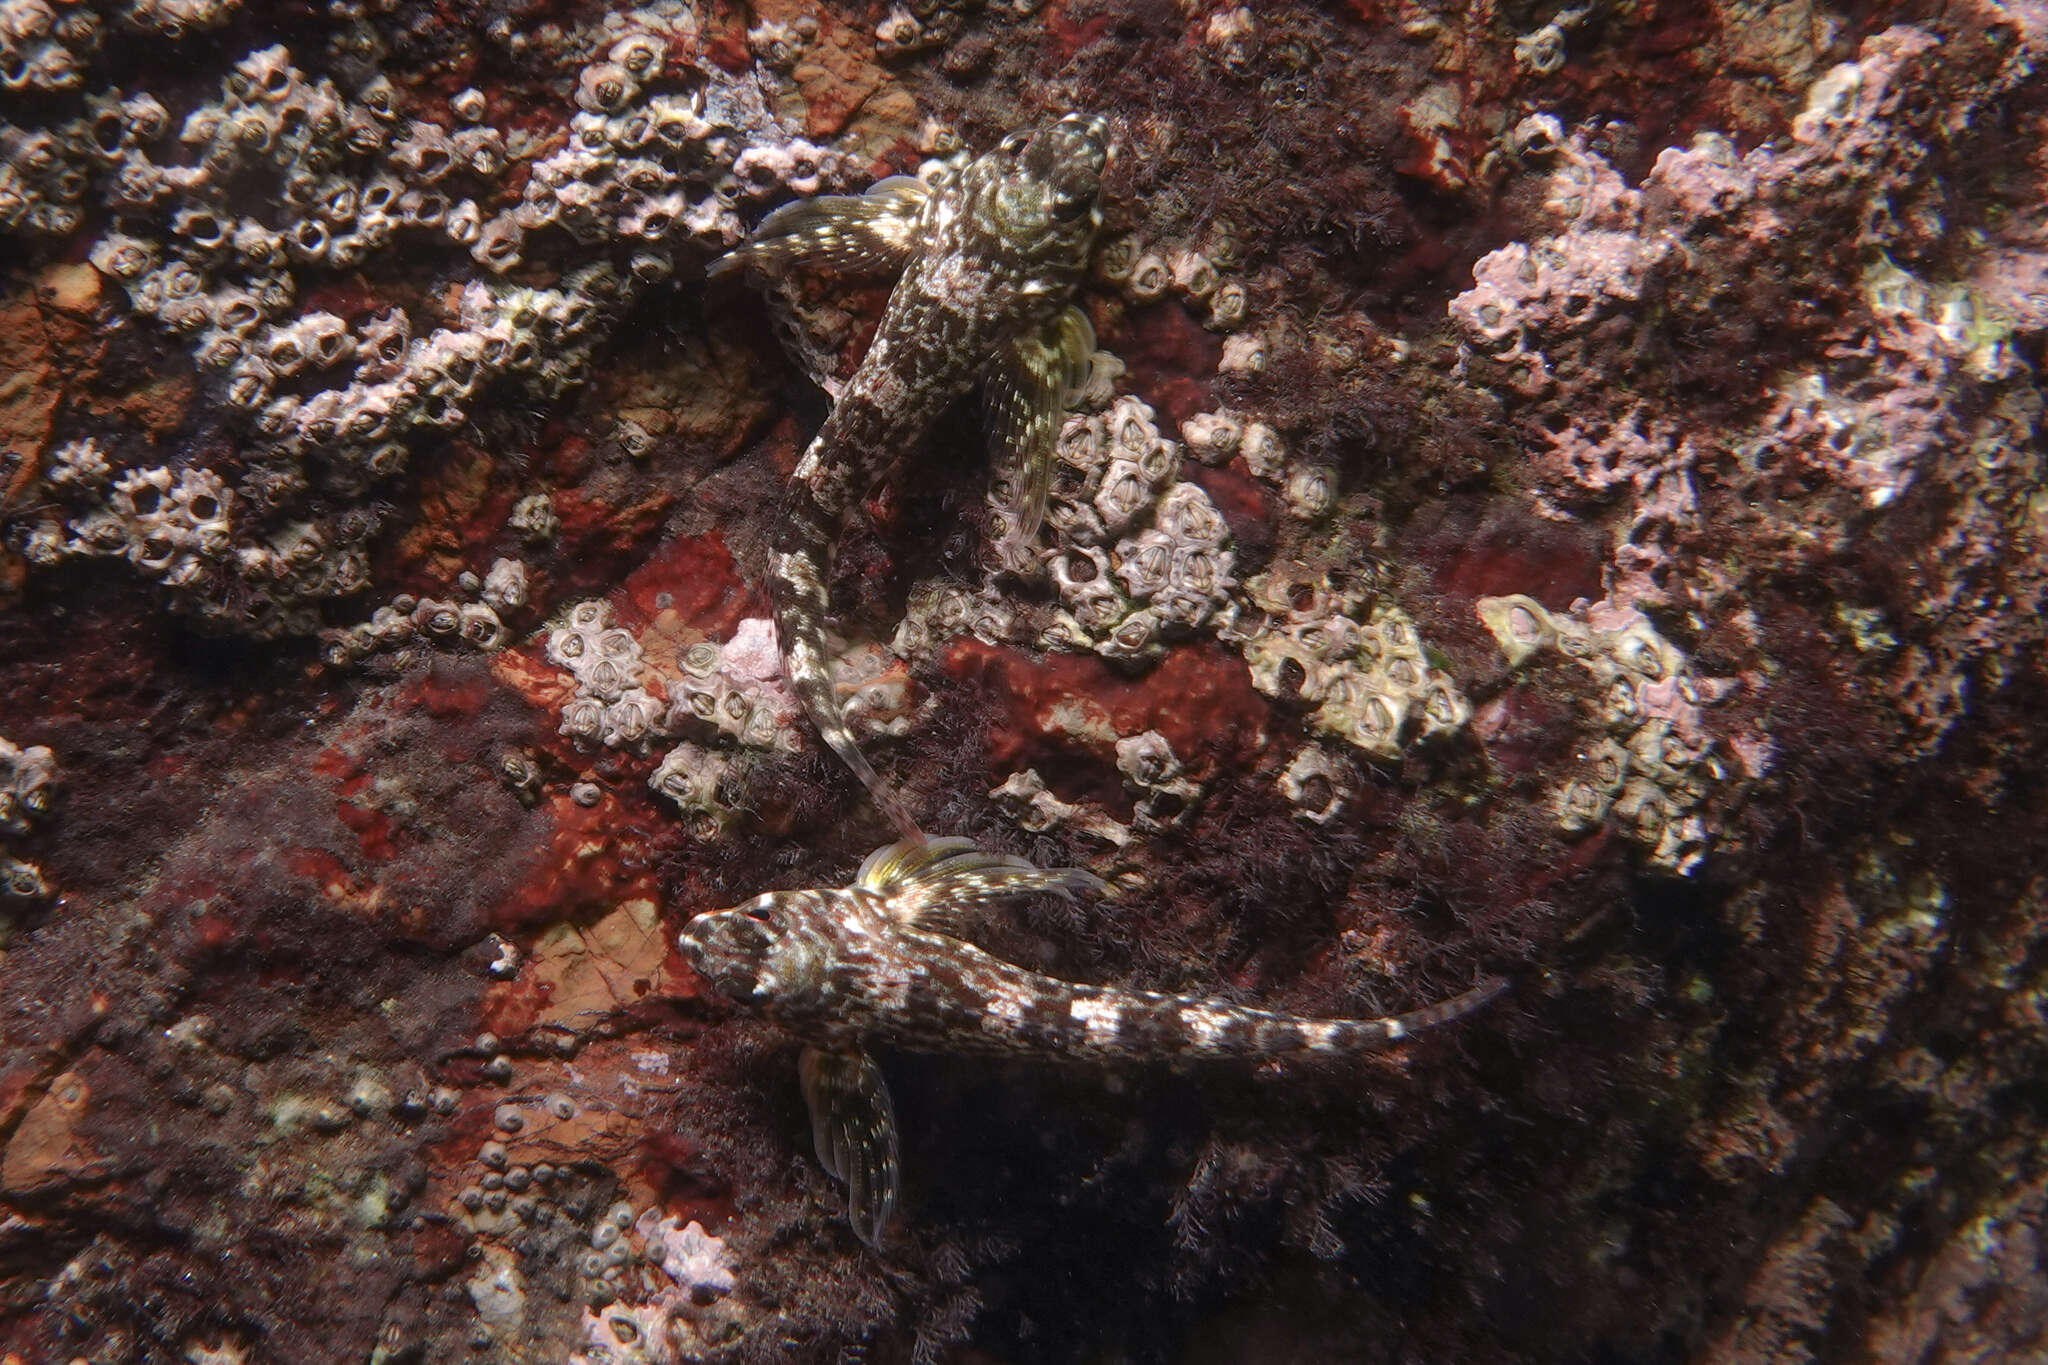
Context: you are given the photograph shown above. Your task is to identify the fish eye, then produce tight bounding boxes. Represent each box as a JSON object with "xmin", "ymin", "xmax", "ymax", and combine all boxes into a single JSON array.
[
  {"xmin": 1000, "ymin": 130, "xmax": 1029, "ymax": 156},
  {"xmin": 1051, "ymin": 185, "xmax": 1094, "ymax": 220},
  {"xmin": 744, "ymin": 904, "xmax": 774, "ymax": 924}
]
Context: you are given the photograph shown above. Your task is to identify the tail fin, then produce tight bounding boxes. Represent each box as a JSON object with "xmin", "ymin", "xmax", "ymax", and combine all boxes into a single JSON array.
[
  {"xmin": 1339, "ymin": 976, "xmax": 1508, "ymax": 1051},
  {"xmin": 771, "ymin": 502, "xmax": 926, "ymax": 845},
  {"xmin": 832, "ymin": 730, "xmax": 926, "ymax": 845}
]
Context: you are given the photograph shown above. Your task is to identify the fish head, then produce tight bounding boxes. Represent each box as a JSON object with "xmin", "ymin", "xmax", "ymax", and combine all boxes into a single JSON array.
[
  {"xmin": 1013, "ymin": 112, "xmax": 1109, "ymax": 223},
  {"xmin": 678, "ymin": 891, "xmax": 835, "ymax": 1009},
  {"xmin": 984, "ymin": 113, "xmax": 1109, "ymax": 257}
]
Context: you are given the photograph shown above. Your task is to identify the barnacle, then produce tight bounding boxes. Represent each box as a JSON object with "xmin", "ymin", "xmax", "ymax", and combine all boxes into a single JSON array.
[{"xmin": 1181, "ymin": 411, "xmax": 1243, "ymax": 464}]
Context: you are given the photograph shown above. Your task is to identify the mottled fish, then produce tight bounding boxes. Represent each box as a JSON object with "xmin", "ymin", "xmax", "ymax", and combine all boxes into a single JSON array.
[
  {"xmin": 711, "ymin": 115, "xmax": 1110, "ymax": 840},
  {"xmin": 678, "ymin": 838, "xmax": 1505, "ymax": 1246}
]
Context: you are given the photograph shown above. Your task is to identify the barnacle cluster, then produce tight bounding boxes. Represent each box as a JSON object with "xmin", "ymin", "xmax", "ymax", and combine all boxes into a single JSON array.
[
  {"xmin": 0, "ymin": 735, "xmax": 57, "ymax": 908},
  {"xmin": 446, "ymin": 1092, "xmax": 743, "ymax": 1361},
  {"xmin": 1452, "ymin": 32, "xmax": 1972, "ymax": 416},
  {"xmin": 4, "ymin": 24, "xmax": 860, "ymax": 639},
  {"xmin": 891, "ymin": 582, "xmax": 1018, "ymax": 660},
  {"xmin": 1033, "ymin": 395, "xmax": 1239, "ymax": 665},
  {"xmin": 1755, "ymin": 254, "xmax": 2018, "ymax": 511},
  {"xmin": 1096, "ymin": 224, "xmax": 1248, "ymax": 331},
  {"xmin": 1454, "ymin": 27, "xmax": 2035, "ymax": 771},
  {"xmin": 567, "ymin": 1208, "xmax": 740, "ymax": 1364},
  {"xmin": 516, "ymin": 29, "xmax": 847, "ymax": 261},
  {"xmin": 1478, "ymin": 594, "xmax": 1748, "ymax": 875},
  {"xmin": 0, "ymin": 0, "xmax": 228, "ymax": 97},
  {"xmin": 1180, "ymin": 407, "xmax": 1336, "ymax": 523},
  {"xmin": 1239, "ymin": 566, "xmax": 1470, "ymax": 763},
  {"xmin": 870, "ymin": 0, "xmax": 986, "ymax": 57},
  {"xmin": 319, "ymin": 558, "xmax": 528, "ymax": 668},
  {"xmin": 0, "ymin": 0, "xmax": 97, "ymax": 95},
  {"xmin": 546, "ymin": 605, "xmax": 866, "ymax": 836},
  {"xmin": 547, "ymin": 601, "xmax": 676, "ymax": 755},
  {"xmin": 1177, "ymin": 409, "xmax": 1281, "ymax": 479},
  {"xmin": 16, "ymin": 438, "xmax": 383, "ymax": 637},
  {"xmin": 20, "ymin": 441, "xmax": 234, "ymax": 588}
]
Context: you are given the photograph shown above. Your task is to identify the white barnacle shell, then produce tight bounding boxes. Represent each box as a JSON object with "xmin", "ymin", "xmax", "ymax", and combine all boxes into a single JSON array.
[
  {"xmin": 1284, "ymin": 465, "xmax": 1337, "ymax": 520},
  {"xmin": 18, "ymin": 520, "xmax": 68, "ymax": 568},
  {"xmin": 1093, "ymin": 459, "xmax": 1154, "ymax": 535},
  {"xmin": 609, "ymin": 33, "xmax": 666, "ymax": 79},
  {"xmin": 1047, "ymin": 543, "xmax": 1112, "ymax": 598},
  {"xmin": 1097, "ymin": 608, "xmax": 1163, "ymax": 663},
  {"xmin": 472, "ymin": 212, "xmax": 525, "ymax": 272},
  {"xmin": 547, "ymin": 624, "xmax": 591, "ymax": 667},
  {"xmin": 1127, "ymin": 252, "xmax": 1170, "ymax": 301},
  {"xmin": 1171, "ymin": 249, "xmax": 1218, "ymax": 299},
  {"xmin": 1475, "ymin": 594, "xmax": 1556, "ymax": 668},
  {"xmin": 651, "ymin": 741, "xmax": 718, "ymax": 808},
  {"xmin": 1418, "ymin": 681, "xmax": 1471, "ymax": 736},
  {"xmin": 1218, "ymin": 330, "xmax": 1269, "ymax": 375},
  {"xmin": 481, "ymin": 559, "xmax": 527, "ymax": 614},
  {"xmin": 1278, "ymin": 745, "xmax": 1348, "ymax": 824},
  {"xmin": 413, "ymin": 598, "xmax": 463, "ymax": 639},
  {"xmin": 1181, "ymin": 411, "xmax": 1243, "ymax": 465},
  {"xmin": 603, "ymin": 689, "xmax": 663, "ymax": 748},
  {"xmin": 1242, "ymin": 630, "xmax": 1328, "ymax": 703},
  {"xmin": 1239, "ymin": 421, "xmax": 1285, "ymax": 479},
  {"xmin": 1206, "ymin": 280, "xmax": 1248, "ymax": 330},
  {"xmin": 1115, "ymin": 730, "xmax": 1183, "ymax": 789},
  {"xmin": 560, "ymin": 696, "xmax": 606, "ymax": 746},
  {"xmin": 445, "ymin": 198, "xmax": 484, "ymax": 247},
  {"xmin": 1109, "ymin": 397, "xmax": 1161, "ymax": 453},
  {"xmin": 458, "ymin": 603, "xmax": 508, "ymax": 650},
  {"xmin": 576, "ymin": 61, "xmax": 638, "ymax": 114},
  {"xmin": 581, "ymin": 656, "xmax": 636, "ymax": 703},
  {"xmin": 1113, "ymin": 529, "xmax": 1175, "ymax": 600},
  {"xmin": 875, "ymin": 7, "xmax": 923, "ymax": 51},
  {"xmin": 232, "ymin": 45, "xmax": 299, "ymax": 104},
  {"xmin": 109, "ymin": 465, "xmax": 176, "ymax": 521},
  {"xmin": 1325, "ymin": 675, "xmax": 1408, "ymax": 758},
  {"xmin": 89, "ymin": 231, "xmax": 157, "ymax": 280},
  {"xmin": 1168, "ymin": 542, "xmax": 1232, "ymax": 600},
  {"xmin": 1156, "ymin": 482, "xmax": 1229, "ymax": 548},
  {"xmin": 1056, "ymin": 413, "xmax": 1109, "ymax": 475},
  {"xmin": 1070, "ymin": 581, "xmax": 1127, "ymax": 634},
  {"xmin": 1096, "ymin": 234, "xmax": 1141, "ymax": 283}
]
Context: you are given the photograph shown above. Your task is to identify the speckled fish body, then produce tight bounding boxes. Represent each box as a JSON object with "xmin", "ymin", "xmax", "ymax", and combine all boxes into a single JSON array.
[
  {"xmin": 712, "ymin": 117, "xmax": 1109, "ymax": 838},
  {"xmin": 679, "ymin": 838, "xmax": 1504, "ymax": 1244}
]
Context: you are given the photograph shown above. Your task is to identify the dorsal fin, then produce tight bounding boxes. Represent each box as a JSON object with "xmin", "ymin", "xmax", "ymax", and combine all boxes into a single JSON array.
[
  {"xmin": 707, "ymin": 175, "xmax": 930, "ymax": 282},
  {"xmin": 854, "ymin": 837, "xmax": 1104, "ymax": 934}
]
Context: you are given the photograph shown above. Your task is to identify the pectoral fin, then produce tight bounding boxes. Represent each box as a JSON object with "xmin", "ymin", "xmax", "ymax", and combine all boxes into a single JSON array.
[
  {"xmin": 799, "ymin": 1046, "xmax": 900, "ymax": 1247},
  {"xmin": 855, "ymin": 836, "xmax": 1105, "ymax": 934},
  {"xmin": 709, "ymin": 176, "xmax": 930, "ymax": 281},
  {"xmin": 984, "ymin": 306, "xmax": 1097, "ymax": 571}
]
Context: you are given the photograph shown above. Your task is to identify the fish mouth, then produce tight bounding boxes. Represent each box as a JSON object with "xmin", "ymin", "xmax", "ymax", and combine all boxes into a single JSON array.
[{"xmin": 676, "ymin": 913, "xmax": 719, "ymax": 965}]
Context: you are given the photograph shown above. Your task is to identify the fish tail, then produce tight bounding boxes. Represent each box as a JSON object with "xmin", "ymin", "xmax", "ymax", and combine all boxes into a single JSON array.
[
  {"xmin": 1328, "ymin": 976, "xmax": 1508, "ymax": 1052},
  {"xmin": 772, "ymin": 481, "xmax": 925, "ymax": 844}
]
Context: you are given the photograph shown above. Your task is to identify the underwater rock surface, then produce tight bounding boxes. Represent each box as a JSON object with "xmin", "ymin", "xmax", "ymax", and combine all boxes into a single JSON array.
[{"xmin": 3, "ymin": 0, "xmax": 2047, "ymax": 1360}]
